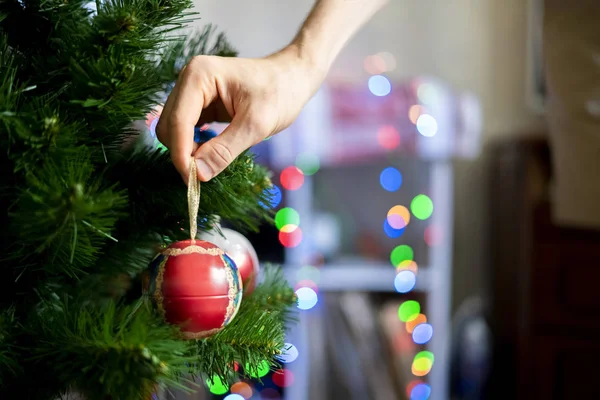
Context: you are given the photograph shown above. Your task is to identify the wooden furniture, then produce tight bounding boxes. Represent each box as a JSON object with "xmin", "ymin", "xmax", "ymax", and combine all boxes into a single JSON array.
[{"xmin": 487, "ymin": 138, "xmax": 600, "ymax": 400}]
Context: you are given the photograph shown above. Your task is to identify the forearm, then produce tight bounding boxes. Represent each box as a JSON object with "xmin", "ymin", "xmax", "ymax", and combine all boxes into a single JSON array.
[{"xmin": 289, "ymin": 0, "xmax": 388, "ymax": 73}]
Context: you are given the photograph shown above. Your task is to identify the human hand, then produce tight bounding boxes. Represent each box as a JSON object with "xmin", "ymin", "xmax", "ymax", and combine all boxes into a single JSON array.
[{"xmin": 156, "ymin": 46, "xmax": 325, "ymax": 183}]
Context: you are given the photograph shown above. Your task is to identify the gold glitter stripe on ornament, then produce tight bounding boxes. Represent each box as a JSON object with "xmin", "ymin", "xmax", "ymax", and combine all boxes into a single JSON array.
[
  {"xmin": 182, "ymin": 327, "xmax": 224, "ymax": 340},
  {"xmin": 162, "ymin": 245, "xmax": 224, "ymax": 257},
  {"xmin": 153, "ymin": 256, "xmax": 169, "ymax": 319},
  {"xmin": 221, "ymin": 254, "xmax": 242, "ymax": 327}
]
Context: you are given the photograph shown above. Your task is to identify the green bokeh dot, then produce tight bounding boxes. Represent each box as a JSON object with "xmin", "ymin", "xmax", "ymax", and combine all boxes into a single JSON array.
[
  {"xmin": 411, "ymin": 194, "xmax": 434, "ymax": 220},
  {"xmin": 206, "ymin": 376, "xmax": 229, "ymax": 395},
  {"xmin": 414, "ymin": 350, "xmax": 435, "ymax": 363},
  {"xmin": 390, "ymin": 245, "xmax": 414, "ymax": 267},
  {"xmin": 398, "ymin": 300, "xmax": 421, "ymax": 322},
  {"xmin": 245, "ymin": 360, "xmax": 270, "ymax": 378},
  {"xmin": 275, "ymin": 208, "xmax": 300, "ymax": 230},
  {"xmin": 295, "ymin": 152, "xmax": 321, "ymax": 176}
]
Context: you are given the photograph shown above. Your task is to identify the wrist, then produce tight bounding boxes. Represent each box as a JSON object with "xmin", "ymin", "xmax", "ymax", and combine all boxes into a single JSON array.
[{"xmin": 268, "ymin": 44, "xmax": 328, "ymax": 92}]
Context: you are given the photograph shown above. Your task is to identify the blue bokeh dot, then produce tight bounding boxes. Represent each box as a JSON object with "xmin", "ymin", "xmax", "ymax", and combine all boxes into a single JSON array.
[
  {"xmin": 394, "ymin": 270, "xmax": 416, "ymax": 293},
  {"xmin": 260, "ymin": 185, "xmax": 282, "ymax": 209},
  {"xmin": 368, "ymin": 75, "xmax": 392, "ymax": 97},
  {"xmin": 383, "ymin": 219, "xmax": 405, "ymax": 238},
  {"xmin": 380, "ymin": 167, "xmax": 402, "ymax": 192},
  {"xmin": 411, "ymin": 383, "xmax": 432, "ymax": 400},
  {"xmin": 412, "ymin": 323, "xmax": 434, "ymax": 345}
]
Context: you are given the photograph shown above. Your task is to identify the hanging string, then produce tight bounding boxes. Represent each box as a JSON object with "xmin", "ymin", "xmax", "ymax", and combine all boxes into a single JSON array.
[{"xmin": 188, "ymin": 158, "xmax": 201, "ymax": 240}]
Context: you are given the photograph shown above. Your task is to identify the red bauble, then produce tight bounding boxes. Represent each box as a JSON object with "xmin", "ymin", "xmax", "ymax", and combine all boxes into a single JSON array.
[
  {"xmin": 147, "ymin": 239, "xmax": 243, "ymax": 339},
  {"xmin": 199, "ymin": 224, "xmax": 260, "ymax": 295}
]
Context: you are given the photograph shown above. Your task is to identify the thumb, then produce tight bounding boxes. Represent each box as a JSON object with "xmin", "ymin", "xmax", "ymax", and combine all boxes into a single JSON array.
[{"xmin": 193, "ymin": 117, "xmax": 257, "ymax": 182}]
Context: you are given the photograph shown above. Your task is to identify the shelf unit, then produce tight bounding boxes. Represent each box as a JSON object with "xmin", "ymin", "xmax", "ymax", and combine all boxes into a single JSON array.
[
  {"xmin": 271, "ymin": 80, "xmax": 480, "ymax": 400},
  {"xmin": 281, "ymin": 162, "xmax": 453, "ymax": 400}
]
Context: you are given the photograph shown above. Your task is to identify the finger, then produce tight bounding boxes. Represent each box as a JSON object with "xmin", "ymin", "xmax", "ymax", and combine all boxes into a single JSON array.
[
  {"xmin": 156, "ymin": 82, "xmax": 180, "ymax": 148},
  {"xmin": 166, "ymin": 72, "xmax": 207, "ymax": 183},
  {"xmin": 193, "ymin": 116, "xmax": 258, "ymax": 182}
]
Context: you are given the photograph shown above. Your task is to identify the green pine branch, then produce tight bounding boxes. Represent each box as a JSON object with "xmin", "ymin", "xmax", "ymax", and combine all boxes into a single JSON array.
[
  {"xmin": 10, "ymin": 152, "xmax": 128, "ymax": 278},
  {"xmin": 31, "ymin": 297, "xmax": 194, "ymax": 400},
  {"xmin": 189, "ymin": 267, "xmax": 297, "ymax": 383},
  {"xmin": 113, "ymin": 146, "xmax": 273, "ymax": 235},
  {"xmin": 0, "ymin": 0, "xmax": 297, "ymax": 398},
  {"xmin": 0, "ymin": 307, "xmax": 20, "ymax": 385}
]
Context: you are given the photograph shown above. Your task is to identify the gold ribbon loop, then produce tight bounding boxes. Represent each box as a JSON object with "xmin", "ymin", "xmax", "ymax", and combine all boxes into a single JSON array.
[{"xmin": 188, "ymin": 158, "xmax": 201, "ymax": 240}]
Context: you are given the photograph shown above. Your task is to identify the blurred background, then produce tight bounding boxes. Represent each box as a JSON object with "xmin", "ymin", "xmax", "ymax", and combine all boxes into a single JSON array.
[{"xmin": 160, "ymin": 1, "xmax": 600, "ymax": 399}]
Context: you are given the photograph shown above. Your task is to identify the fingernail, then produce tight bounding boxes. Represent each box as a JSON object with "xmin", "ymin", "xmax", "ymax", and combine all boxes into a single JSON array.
[{"xmin": 195, "ymin": 158, "xmax": 213, "ymax": 181}]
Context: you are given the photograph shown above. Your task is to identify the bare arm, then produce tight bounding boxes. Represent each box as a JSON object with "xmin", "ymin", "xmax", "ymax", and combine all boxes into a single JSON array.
[
  {"xmin": 288, "ymin": 0, "xmax": 389, "ymax": 74},
  {"xmin": 157, "ymin": 0, "xmax": 388, "ymax": 182}
]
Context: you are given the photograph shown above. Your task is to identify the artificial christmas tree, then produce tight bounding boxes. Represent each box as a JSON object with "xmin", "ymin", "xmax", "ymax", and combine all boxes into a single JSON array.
[{"xmin": 0, "ymin": 1, "xmax": 295, "ymax": 399}]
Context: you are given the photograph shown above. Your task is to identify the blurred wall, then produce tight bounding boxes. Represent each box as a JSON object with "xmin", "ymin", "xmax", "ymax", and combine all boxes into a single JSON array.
[{"xmin": 190, "ymin": 0, "xmax": 545, "ymax": 310}]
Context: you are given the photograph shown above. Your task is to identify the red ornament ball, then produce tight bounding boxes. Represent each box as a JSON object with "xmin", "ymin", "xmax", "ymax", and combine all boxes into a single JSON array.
[
  {"xmin": 147, "ymin": 239, "xmax": 242, "ymax": 339},
  {"xmin": 199, "ymin": 226, "xmax": 260, "ymax": 296}
]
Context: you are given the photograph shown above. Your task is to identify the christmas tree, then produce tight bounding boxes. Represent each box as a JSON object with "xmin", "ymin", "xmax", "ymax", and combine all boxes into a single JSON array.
[{"xmin": 0, "ymin": 1, "xmax": 295, "ymax": 399}]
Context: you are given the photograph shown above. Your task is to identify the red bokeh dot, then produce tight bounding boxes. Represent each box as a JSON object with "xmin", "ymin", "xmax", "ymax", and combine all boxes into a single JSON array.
[
  {"xmin": 280, "ymin": 166, "xmax": 305, "ymax": 191},
  {"xmin": 424, "ymin": 225, "xmax": 442, "ymax": 246},
  {"xmin": 279, "ymin": 226, "xmax": 303, "ymax": 248},
  {"xmin": 273, "ymin": 369, "xmax": 295, "ymax": 388},
  {"xmin": 377, "ymin": 125, "xmax": 401, "ymax": 150},
  {"xmin": 406, "ymin": 379, "xmax": 425, "ymax": 398}
]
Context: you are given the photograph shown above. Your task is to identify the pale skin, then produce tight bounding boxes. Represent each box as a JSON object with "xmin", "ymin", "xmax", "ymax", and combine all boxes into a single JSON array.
[{"xmin": 156, "ymin": 0, "xmax": 389, "ymax": 183}]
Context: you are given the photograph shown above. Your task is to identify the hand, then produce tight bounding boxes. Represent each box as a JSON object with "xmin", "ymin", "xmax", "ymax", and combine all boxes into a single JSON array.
[{"xmin": 156, "ymin": 47, "xmax": 324, "ymax": 183}]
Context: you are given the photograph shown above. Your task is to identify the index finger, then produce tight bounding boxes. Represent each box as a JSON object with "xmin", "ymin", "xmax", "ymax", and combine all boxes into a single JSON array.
[{"xmin": 162, "ymin": 68, "xmax": 206, "ymax": 183}]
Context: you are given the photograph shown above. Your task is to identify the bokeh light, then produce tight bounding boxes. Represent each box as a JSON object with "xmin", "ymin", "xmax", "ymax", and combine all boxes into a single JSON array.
[
  {"xmin": 273, "ymin": 369, "xmax": 295, "ymax": 388},
  {"xmin": 230, "ymin": 382, "xmax": 253, "ymax": 399},
  {"xmin": 295, "ymin": 152, "xmax": 320, "ymax": 176},
  {"xmin": 380, "ymin": 167, "xmax": 403, "ymax": 192},
  {"xmin": 412, "ymin": 352, "xmax": 434, "ymax": 377},
  {"xmin": 245, "ymin": 360, "xmax": 270, "ymax": 378},
  {"xmin": 387, "ymin": 205, "xmax": 411, "ymax": 229},
  {"xmin": 390, "ymin": 245, "xmax": 414, "ymax": 267},
  {"xmin": 296, "ymin": 266, "xmax": 321, "ymax": 284},
  {"xmin": 295, "ymin": 280, "xmax": 318, "ymax": 293},
  {"xmin": 408, "ymin": 105, "xmax": 423, "ymax": 124},
  {"xmin": 277, "ymin": 343, "xmax": 299, "ymax": 364},
  {"xmin": 398, "ymin": 300, "xmax": 421, "ymax": 322},
  {"xmin": 275, "ymin": 208, "xmax": 300, "ymax": 230},
  {"xmin": 383, "ymin": 219, "xmax": 405, "ymax": 238},
  {"xmin": 416, "ymin": 114, "xmax": 438, "ymax": 137},
  {"xmin": 260, "ymin": 185, "xmax": 282, "ymax": 209},
  {"xmin": 279, "ymin": 225, "xmax": 303, "ymax": 248},
  {"xmin": 280, "ymin": 166, "xmax": 305, "ymax": 191},
  {"xmin": 406, "ymin": 380, "xmax": 425, "ymax": 398},
  {"xmin": 411, "ymin": 195, "xmax": 434, "ymax": 220},
  {"xmin": 206, "ymin": 376, "xmax": 229, "ymax": 395},
  {"xmin": 410, "ymin": 383, "xmax": 432, "ymax": 400},
  {"xmin": 424, "ymin": 225, "xmax": 442, "ymax": 246},
  {"xmin": 224, "ymin": 394, "xmax": 245, "ymax": 400},
  {"xmin": 394, "ymin": 270, "xmax": 416, "ymax": 293},
  {"xmin": 364, "ymin": 54, "xmax": 387, "ymax": 75},
  {"xmin": 368, "ymin": 75, "xmax": 392, "ymax": 97},
  {"xmin": 406, "ymin": 314, "xmax": 427, "ymax": 334},
  {"xmin": 417, "ymin": 83, "xmax": 438, "ymax": 105},
  {"xmin": 397, "ymin": 260, "xmax": 418, "ymax": 274},
  {"xmin": 412, "ymin": 323, "xmax": 434, "ymax": 345},
  {"xmin": 377, "ymin": 125, "xmax": 401, "ymax": 150},
  {"xmin": 296, "ymin": 287, "xmax": 318, "ymax": 310}
]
